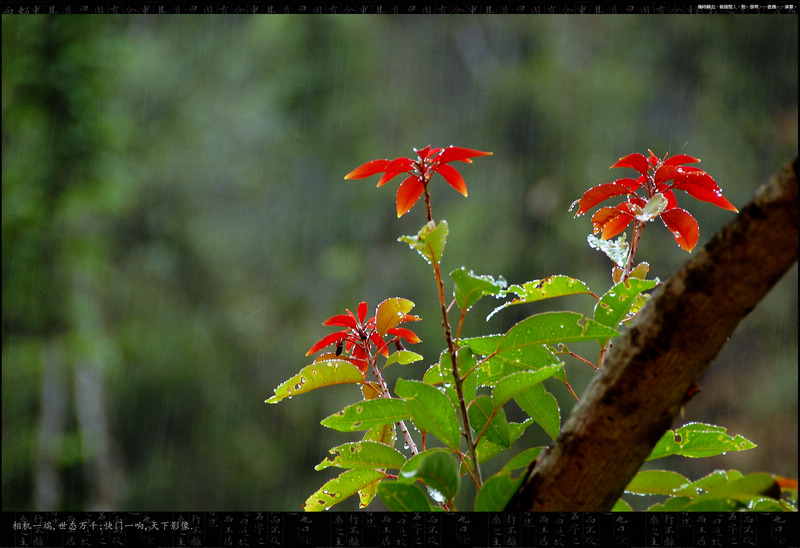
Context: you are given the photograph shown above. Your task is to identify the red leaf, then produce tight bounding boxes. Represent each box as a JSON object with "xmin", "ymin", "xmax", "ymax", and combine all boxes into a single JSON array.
[
  {"xmin": 438, "ymin": 145, "xmax": 493, "ymax": 164},
  {"xmin": 654, "ymin": 164, "xmax": 680, "ymax": 185},
  {"xmin": 663, "ymin": 154, "xmax": 700, "ymax": 166},
  {"xmin": 306, "ymin": 331, "xmax": 348, "ymax": 356},
  {"xmin": 396, "ymin": 175, "xmax": 425, "ymax": 217},
  {"xmin": 591, "ymin": 207, "xmax": 634, "ymax": 239},
  {"xmin": 661, "ymin": 208, "xmax": 699, "ymax": 252},
  {"xmin": 573, "ymin": 182, "xmax": 634, "ymax": 217},
  {"xmin": 387, "ymin": 326, "xmax": 422, "ymax": 344},
  {"xmin": 414, "ymin": 145, "xmax": 433, "ymax": 159},
  {"xmin": 357, "ymin": 302, "xmax": 368, "ymax": 323},
  {"xmin": 672, "ymin": 172, "xmax": 738, "ymax": 212},
  {"xmin": 370, "ymin": 332, "xmax": 389, "ymax": 357},
  {"xmin": 344, "ymin": 159, "xmax": 390, "ymax": 180},
  {"xmin": 616, "ymin": 177, "xmax": 643, "ymax": 192},
  {"xmin": 601, "ymin": 212, "xmax": 635, "ymax": 240},
  {"xmin": 323, "ymin": 314, "xmax": 357, "ymax": 329},
  {"xmin": 377, "ymin": 170, "xmax": 406, "ymax": 188},
  {"xmin": 435, "ymin": 163, "xmax": 468, "ymax": 197},
  {"xmin": 610, "ymin": 153, "xmax": 650, "ymax": 176}
]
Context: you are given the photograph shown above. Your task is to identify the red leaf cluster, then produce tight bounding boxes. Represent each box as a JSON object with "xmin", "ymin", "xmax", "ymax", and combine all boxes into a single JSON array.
[
  {"xmin": 306, "ymin": 301, "xmax": 420, "ymax": 373},
  {"xmin": 570, "ymin": 150, "xmax": 737, "ymax": 252},
  {"xmin": 345, "ymin": 145, "xmax": 492, "ymax": 217}
]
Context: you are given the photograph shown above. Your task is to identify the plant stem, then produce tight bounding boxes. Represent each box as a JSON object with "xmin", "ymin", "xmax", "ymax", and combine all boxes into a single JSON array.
[
  {"xmin": 370, "ymin": 355, "xmax": 418, "ymax": 455},
  {"xmin": 621, "ymin": 220, "xmax": 644, "ymax": 284},
  {"xmin": 599, "ymin": 221, "xmax": 645, "ymax": 367},
  {"xmin": 422, "ymin": 184, "xmax": 483, "ymax": 486}
]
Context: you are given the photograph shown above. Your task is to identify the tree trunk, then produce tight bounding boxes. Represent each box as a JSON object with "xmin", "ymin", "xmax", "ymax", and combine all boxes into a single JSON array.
[{"xmin": 508, "ymin": 156, "xmax": 798, "ymax": 511}]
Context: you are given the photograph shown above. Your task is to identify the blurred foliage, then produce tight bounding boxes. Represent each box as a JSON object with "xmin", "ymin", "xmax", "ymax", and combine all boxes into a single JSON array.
[{"xmin": 2, "ymin": 15, "xmax": 796, "ymax": 510}]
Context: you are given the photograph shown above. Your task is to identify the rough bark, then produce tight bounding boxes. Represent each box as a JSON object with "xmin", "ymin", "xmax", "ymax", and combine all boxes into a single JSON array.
[{"xmin": 508, "ymin": 156, "xmax": 798, "ymax": 511}]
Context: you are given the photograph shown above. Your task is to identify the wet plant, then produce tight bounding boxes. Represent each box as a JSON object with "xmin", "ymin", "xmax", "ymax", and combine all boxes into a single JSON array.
[{"xmin": 266, "ymin": 146, "xmax": 797, "ymax": 512}]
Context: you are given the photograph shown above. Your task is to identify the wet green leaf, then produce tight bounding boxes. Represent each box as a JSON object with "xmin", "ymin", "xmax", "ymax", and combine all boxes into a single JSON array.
[
  {"xmin": 362, "ymin": 422, "xmax": 396, "ymax": 447},
  {"xmin": 451, "ymin": 267, "xmax": 506, "ymax": 312},
  {"xmin": 500, "ymin": 447, "xmax": 544, "ymax": 474},
  {"xmin": 395, "ymin": 378, "xmax": 460, "ymax": 449},
  {"xmin": 474, "ymin": 468, "xmax": 526, "ymax": 511},
  {"xmin": 492, "ymin": 367, "xmax": 563, "ymax": 409},
  {"xmin": 460, "ymin": 335, "xmax": 561, "ymax": 387},
  {"xmin": 469, "ymin": 395, "xmax": 511, "ymax": 447},
  {"xmin": 612, "ymin": 498, "xmax": 634, "ymax": 511},
  {"xmin": 511, "ymin": 382, "xmax": 561, "ymax": 440},
  {"xmin": 425, "ymin": 348, "xmax": 478, "ymax": 413},
  {"xmin": 376, "ymin": 297, "xmax": 414, "ymax": 336},
  {"xmin": 321, "ymin": 398, "xmax": 410, "ymax": 432},
  {"xmin": 470, "ymin": 418, "xmax": 534, "ymax": 468},
  {"xmin": 377, "ymin": 481, "xmax": 433, "ymax": 511},
  {"xmin": 647, "ymin": 422, "xmax": 756, "ymax": 460},
  {"xmin": 625, "ymin": 469, "xmax": 690, "ymax": 496},
  {"xmin": 315, "ymin": 441, "xmax": 407, "ymax": 471},
  {"xmin": 303, "ymin": 469, "xmax": 386, "ymax": 511},
  {"xmin": 647, "ymin": 472, "xmax": 782, "ymax": 512},
  {"xmin": 265, "ymin": 359, "xmax": 364, "ymax": 404},
  {"xmin": 502, "ymin": 311, "xmax": 619, "ymax": 348},
  {"xmin": 398, "ymin": 220, "xmax": 448, "ymax": 265},
  {"xmin": 384, "ymin": 349, "xmax": 424, "ymax": 367},
  {"xmin": 399, "ymin": 450, "xmax": 460, "ymax": 502},
  {"xmin": 593, "ymin": 278, "xmax": 658, "ymax": 344},
  {"xmin": 487, "ymin": 275, "xmax": 594, "ymax": 320}
]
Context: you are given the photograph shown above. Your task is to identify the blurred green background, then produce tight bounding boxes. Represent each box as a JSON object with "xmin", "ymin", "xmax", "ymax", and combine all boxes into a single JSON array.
[{"xmin": 2, "ymin": 15, "xmax": 796, "ymax": 511}]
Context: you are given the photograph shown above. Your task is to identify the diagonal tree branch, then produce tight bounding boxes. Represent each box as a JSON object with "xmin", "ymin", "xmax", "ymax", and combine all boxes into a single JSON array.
[{"xmin": 508, "ymin": 156, "xmax": 798, "ymax": 511}]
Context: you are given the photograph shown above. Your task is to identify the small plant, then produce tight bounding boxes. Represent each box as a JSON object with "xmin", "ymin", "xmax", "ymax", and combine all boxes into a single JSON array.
[{"xmin": 267, "ymin": 145, "xmax": 797, "ymax": 512}]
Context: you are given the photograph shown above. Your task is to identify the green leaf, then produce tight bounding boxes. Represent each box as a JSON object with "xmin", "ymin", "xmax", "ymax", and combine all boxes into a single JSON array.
[
  {"xmin": 384, "ymin": 350, "xmax": 424, "ymax": 367},
  {"xmin": 500, "ymin": 447, "xmax": 544, "ymax": 474},
  {"xmin": 398, "ymin": 220, "xmax": 448, "ymax": 265},
  {"xmin": 638, "ymin": 192, "xmax": 668, "ymax": 221},
  {"xmin": 376, "ymin": 297, "xmax": 415, "ymax": 336},
  {"xmin": 502, "ymin": 311, "xmax": 619, "ymax": 348},
  {"xmin": 625, "ymin": 469, "xmax": 690, "ymax": 496},
  {"xmin": 315, "ymin": 441, "xmax": 407, "ymax": 471},
  {"xmin": 362, "ymin": 422, "xmax": 396, "ymax": 447},
  {"xmin": 471, "ymin": 418, "xmax": 534, "ymax": 468},
  {"xmin": 511, "ymin": 382, "xmax": 561, "ymax": 440},
  {"xmin": 450, "ymin": 267, "xmax": 507, "ymax": 312},
  {"xmin": 487, "ymin": 275, "xmax": 594, "ymax": 320},
  {"xmin": 426, "ymin": 348, "xmax": 478, "ymax": 413},
  {"xmin": 593, "ymin": 278, "xmax": 658, "ymax": 344},
  {"xmin": 395, "ymin": 378, "xmax": 461, "ymax": 449},
  {"xmin": 646, "ymin": 422, "xmax": 757, "ymax": 460},
  {"xmin": 474, "ymin": 468, "xmax": 526, "ymax": 511},
  {"xmin": 650, "ymin": 472, "xmax": 782, "ymax": 512},
  {"xmin": 588, "ymin": 233, "xmax": 629, "ymax": 267},
  {"xmin": 467, "ymin": 312, "xmax": 615, "ymax": 386},
  {"xmin": 321, "ymin": 398, "xmax": 410, "ymax": 432},
  {"xmin": 612, "ymin": 498, "xmax": 634, "ymax": 511},
  {"xmin": 399, "ymin": 450, "xmax": 460, "ymax": 502},
  {"xmin": 358, "ymin": 481, "xmax": 379, "ymax": 509},
  {"xmin": 303, "ymin": 469, "xmax": 386, "ymax": 511},
  {"xmin": 265, "ymin": 360, "xmax": 364, "ymax": 404},
  {"xmin": 492, "ymin": 367, "xmax": 563, "ymax": 409},
  {"xmin": 468, "ymin": 395, "xmax": 511, "ymax": 448},
  {"xmin": 377, "ymin": 481, "xmax": 433, "ymax": 511},
  {"xmin": 460, "ymin": 335, "xmax": 560, "ymax": 387}
]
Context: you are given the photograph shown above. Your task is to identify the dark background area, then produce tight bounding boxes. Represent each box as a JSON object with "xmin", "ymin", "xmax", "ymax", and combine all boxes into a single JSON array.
[{"xmin": 3, "ymin": 15, "xmax": 796, "ymax": 511}]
